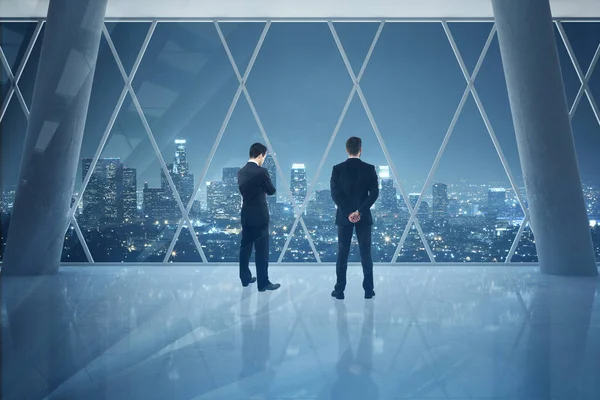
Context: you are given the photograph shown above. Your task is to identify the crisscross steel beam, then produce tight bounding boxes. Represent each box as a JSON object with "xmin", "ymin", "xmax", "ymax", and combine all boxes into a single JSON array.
[
  {"xmin": 66, "ymin": 22, "xmax": 157, "ymax": 232},
  {"xmin": 443, "ymin": 22, "xmax": 531, "ymax": 263},
  {"xmin": 328, "ymin": 21, "xmax": 436, "ymax": 263},
  {"xmin": 556, "ymin": 22, "xmax": 600, "ymax": 125},
  {"xmin": 0, "ymin": 21, "xmax": 43, "ymax": 123},
  {"xmin": 214, "ymin": 21, "xmax": 322, "ymax": 263},
  {"xmin": 164, "ymin": 22, "xmax": 270, "ymax": 262},
  {"xmin": 390, "ymin": 24, "xmax": 495, "ymax": 263},
  {"xmin": 279, "ymin": 22, "xmax": 385, "ymax": 263},
  {"xmin": 101, "ymin": 22, "xmax": 209, "ymax": 263}
]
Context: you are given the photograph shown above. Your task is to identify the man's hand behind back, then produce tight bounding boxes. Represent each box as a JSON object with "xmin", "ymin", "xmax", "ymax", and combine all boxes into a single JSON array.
[{"xmin": 348, "ymin": 211, "xmax": 361, "ymax": 223}]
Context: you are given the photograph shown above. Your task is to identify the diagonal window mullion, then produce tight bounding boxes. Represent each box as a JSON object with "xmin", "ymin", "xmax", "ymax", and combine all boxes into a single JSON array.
[
  {"xmin": 165, "ymin": 21, "xmax": 270, "ymax": 262},
  {"xmin": 215, "ymin": 21, "xmax": 322, "ymax": 263},
  {"xmin": 506, "ymin": 213, "xmax": 529, "ymax": 262},
  {"xmin": 66, "ymin": 22, "xmax": 157, "ymax": 235},
  {"xmin": 328, "ymin": 21, "xmax": 436, "ymax": 263},
  {"xmin": 103, "ymin": 22, "xmax": 209, "ymax": 263},
  {"xmin": 445, "ymin": 22, "xmax": 532, "ymax": 264},
  {"xmin": 556, "ymin": 22, "xmax": 600, "ymax": 126},
  {"xmin": 0, "ymin": 45, "xmax": 30, "ymax": 119},
  {"xmin": 337, "ymin": 22, "xmax": 436, "ymax": 262},
  {"xmin": 443, "ymin": 23, "xmax": 531, "ymax": 232},
  {"xmin": 391, "ymin": 23, "xmax": 496, "ymax": 263},
  {"xmin": 0, "ymin": 21, "xmax": 43, "ymax": 123},
  {"xmin": 279, "ymin": 21, "xmax": 385, "ymax": 262},
  {"xmin": 70, "ymin": 214, "xmax": 94, "ymax": 263}
]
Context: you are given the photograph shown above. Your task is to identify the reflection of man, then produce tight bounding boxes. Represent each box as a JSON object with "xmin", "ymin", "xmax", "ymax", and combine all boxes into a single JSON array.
[
  {"xmin": 327, "ymin": 300, "xmax": 379, "ymax": 400},
  {"xmin": 330, "ymin": 137, "xmax": 379, "ymax": 300},
  {"xmin": 238, "ymin": 289, "xmax": 275, "ymax": 398},
  {"xmin": 238, "ymin": 143, "xmax": 280, "ymax": 292}
]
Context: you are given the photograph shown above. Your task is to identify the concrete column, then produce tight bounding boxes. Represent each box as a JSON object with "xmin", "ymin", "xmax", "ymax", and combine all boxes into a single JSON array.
[
  {"xmin": 491, "ymin": 0, "xmax": 597, "ymax": 276},
  {"xmin": 2, "ymin": 0, "xmax": 108, "ymax": 276}
]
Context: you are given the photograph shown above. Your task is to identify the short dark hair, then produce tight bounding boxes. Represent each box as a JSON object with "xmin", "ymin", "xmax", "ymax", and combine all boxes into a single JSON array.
[
  {"xmin": 346, "ymin": 136, "xmax": 362, "ymax": 156},
  {"xmin": 249, "ymin": 142, "xmax": 267, "ymax": 158}
]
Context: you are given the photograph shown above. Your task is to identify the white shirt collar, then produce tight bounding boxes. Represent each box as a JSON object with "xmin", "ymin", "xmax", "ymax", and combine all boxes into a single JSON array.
[
  {"xmin": 248, "ymin": 159, "xmax": 259, "ymax": 165},
  {"xmin": 348, "ymin": 156, "xmax": 360, "ymax": 159}
]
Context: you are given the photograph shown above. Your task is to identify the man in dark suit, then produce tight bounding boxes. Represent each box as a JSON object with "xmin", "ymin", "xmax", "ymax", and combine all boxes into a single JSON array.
[
  {"xmin": 330, "ymin": 137, "xmax": 379, "ymax": 300},
  {"xmin": 238, "ymin": 143, "xmax": 281, "ymax": 292}
]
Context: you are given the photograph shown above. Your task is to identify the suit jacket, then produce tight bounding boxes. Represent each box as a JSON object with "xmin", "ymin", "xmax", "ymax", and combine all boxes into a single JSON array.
[
  {"xmin": 238, "ymin": 162, "xmax": 276, "ymax": 227},
  {"xmin": 330, "ymin": 158, "xmax": 379, "ymax": 226}
]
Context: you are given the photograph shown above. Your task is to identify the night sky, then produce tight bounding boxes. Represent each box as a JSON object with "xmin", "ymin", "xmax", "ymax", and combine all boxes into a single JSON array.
[{"xmin": 1, "ymin": 21, "xmax": 600, "ymax": 197}]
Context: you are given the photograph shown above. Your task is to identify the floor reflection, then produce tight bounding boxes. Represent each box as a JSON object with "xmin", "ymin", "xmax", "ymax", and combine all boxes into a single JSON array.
[
  {"xmin": 1, "ymin": 266, "xmax": 599, "ymax": 400},
  {"xmin": 324, "ymin": 300, "xmax": 378, "ymax": 400}
]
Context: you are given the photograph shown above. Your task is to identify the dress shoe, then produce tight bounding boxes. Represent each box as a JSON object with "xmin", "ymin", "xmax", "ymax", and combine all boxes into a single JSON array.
[
  {"xmin": 258, "ymin": 283, "xmax": 280, "ymax": 292},
  {"xmin": 331, "ymin": 290, "xmax": 345, "ymax": 300},
  {"xmin": 242, "ymin": 277, "xmax": 257, "ymax": 287},
  {"xmin": 364, "ymin": 290, "xmax": 375, "ymax": 299}
]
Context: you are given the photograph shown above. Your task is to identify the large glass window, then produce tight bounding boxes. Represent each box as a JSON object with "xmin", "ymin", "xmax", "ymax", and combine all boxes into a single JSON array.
[{"xmin": 1, "ymin": 20, "xmax": 599, "ymax": 264}]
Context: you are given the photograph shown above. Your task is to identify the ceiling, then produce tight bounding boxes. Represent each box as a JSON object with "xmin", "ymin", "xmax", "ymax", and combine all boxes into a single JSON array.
[{"xmin": 1, "ymin": 0, "xmax": 599, "ymax": 19}]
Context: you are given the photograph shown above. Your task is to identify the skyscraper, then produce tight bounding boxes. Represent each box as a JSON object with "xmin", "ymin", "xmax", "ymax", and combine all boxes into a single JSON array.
[
  {"xmin": 312, "ymin": 189, "xmax": 336, "ymax": 219},
  {"xmin": 164, "ymin": 139, "xmax": 196, "ymax": 207},
  {"xmin": 222, "ymin": 167, "xmax": 241, "ymax": 218},
  {"xmin": 143, "ymin": 182, "xmax": 165, "ymax": 222},
  {"xmin": 174, "ymin": 139, "xmax": 189, "ymax": 175},
  {"xmin": 432, "ymin": 183, "xmax": 449, "ymax": 219},
  {"xmin": 81, "ymin": 158, "xmax": 123, "ymax": 226},
  {"xmin": 122, "ymin": 167, "xmax": 137, "ymax": 222},
  {"xmin": 378, "ymin": 166, "xmax": 397, "ymax": 212},
  {"xmin": 263, "ymin": 154, "xmax": 277, "ymax": 207},
  {"xmin": 207, "ymin": 181, "xmax": 226, "ymax": 218},
  {"xmin": 291, "ymin": 163, "xmax": 307, "ymax": 210},
  {"xmin": 488, "ymin": 188, "xmax": 507, "ymax": 215}
]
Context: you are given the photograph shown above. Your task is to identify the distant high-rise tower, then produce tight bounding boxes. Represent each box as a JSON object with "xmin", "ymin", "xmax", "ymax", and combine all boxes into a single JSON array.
[
  {"xmin": 81, "ymin": 158, "xmax": 123, "ymax": 226},
  {"xmin": 207, "ymin": 181, "xmax": 226, "ymax": 218},
  {"xmin": 122, "ymin": 168, "xmax": 137, "ymax": 222},
  {"xmin": 166, "ymin": 139, "xmax": 195, "ymax": 206},
  {"xmin": 378, "ymin": 166, "xmax": 397, "ymax": 212},
  {"xmin": 432, "ymin": 183, "xmax": 449, "ymax": 219},
  {"xmin": 222, "ymin": 167, "xmax": 241, "ymax": 218},
  {"xmin": 143, "ymin": 182, "xmax": 165, "ymax": 221},
  {"xmin": 291, "ymin": 163, "xmax": 307, "ymax": 210},
  {"xmin": 174, "ymin": 139, "xmax": 189, "ymax": 175},
  {"xmin": 488, "ymin": 187, "xmax": 507, "ymax": 215},
  {"xmin": 263, "ymin": 154, "xmax": 277, "ymax": 207}
]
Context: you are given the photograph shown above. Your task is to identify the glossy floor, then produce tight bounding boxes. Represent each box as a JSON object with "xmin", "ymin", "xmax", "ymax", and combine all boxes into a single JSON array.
[{"xmin": 2, "ymin": 266, "xmax": 600, "ymax": 400}]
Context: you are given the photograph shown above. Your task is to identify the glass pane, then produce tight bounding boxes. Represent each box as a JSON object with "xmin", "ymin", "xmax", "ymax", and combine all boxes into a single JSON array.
[
  {"xmin": 195, "ymin": 96, "xmax": 264, "ymax": 262},
  {"xmin": 561, "ymin": 23, "xmax": 600, "ymax": 75},
  {"xmin": 418, "ymin": 97, "xmax": 519, "ymax": 262},
  {"xmin": 104, "ymin": 22, "xmax": 152, "ymax": 74},
  {"xmin": 245, "ymin": 22, "xmax": 352, "ymax": 263},
  {"xmin": 74, "ymin": 33, "xmax": 128, "ymax": 197},
  {"xmin": 555, "ymin": 25, "xmax": 583, "ymax": 109},
  {"xmin": 61, "ymin": 224, "xmax": 87, "ymax": 262},
  {"xmin": 77, "ymin": 96, "xmax": 184, "ymax": 262},
  {"xmin": 169, "ymin": 227, "xmax": 202, "ymax": 262},
  {"xmin": 332, "ymin": 22, "xmax": 381, "ymax": 76},
  {"xmin": 218, "ymin": 22, "xmax": 266, "ymax": 75},
  {"xmin": 447, "ymin": 22, "xmax": 495, "ymax": 75},
  {"xmin": 396, "ymin": 223, "xmax": 430, "ymax": 262},
  {"xmin": 572, "ymin": 98, "xmax": 600, "ymax": 195},
  {"xmin": 511, "ymin": 225, "xmax": 538, "ymax": 262},
  {"xmin": 308, "ymin": 96, "xmax": 398, "ymax": 263},
  {"xmin": 18, "ymin": 24, "xmax": 45, "ymax": 109},
  {"xmin": 362, "ymin": 22, "xmax": 465, "ymax": 193},
  {"xmin": 0, "ymin": 23, "xmax": 39, "ymax": 74}
]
